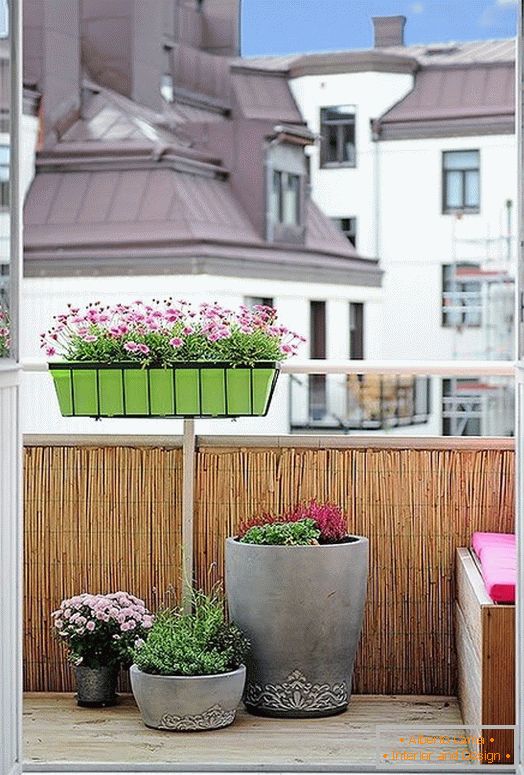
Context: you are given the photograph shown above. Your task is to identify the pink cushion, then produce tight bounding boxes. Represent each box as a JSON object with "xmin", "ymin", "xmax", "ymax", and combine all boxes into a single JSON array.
[{"xmin": 471, "ymin": 532, "xmax": 516, "ymax": 604}]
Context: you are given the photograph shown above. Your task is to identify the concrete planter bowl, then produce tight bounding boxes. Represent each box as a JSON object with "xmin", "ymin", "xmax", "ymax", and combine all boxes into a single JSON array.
[
  {"xmin": 225, "ymin": 536, "xmax": 369, "ymax": 718},
  {"xmin": 130, "ymin": 664, "xmax": 246, "ymax": 731}
]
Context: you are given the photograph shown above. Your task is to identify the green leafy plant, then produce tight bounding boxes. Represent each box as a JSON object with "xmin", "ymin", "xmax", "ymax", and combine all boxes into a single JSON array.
[
  {"xmin": 132, "ymin": 589, "xmax": 249, "ymax": 676},
  {"xmin": 240, "ymin": 518, "xmax": 320, "ymax": 546}
]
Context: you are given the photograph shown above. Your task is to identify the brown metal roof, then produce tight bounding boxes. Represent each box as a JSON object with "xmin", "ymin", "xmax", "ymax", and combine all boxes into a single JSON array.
[
  {"xmin": 231, "ymin": 71, "xmax": 303, "ymax": 122},
  {"xmin": 376, "ymin": 62, "xmax": 515, "ymax": 139},
  {"xmin": 238, "ymin": 37, "xmax": 515, "ymax": 73}
]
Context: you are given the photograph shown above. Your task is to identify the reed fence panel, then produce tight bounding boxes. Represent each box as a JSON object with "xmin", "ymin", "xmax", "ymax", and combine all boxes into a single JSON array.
[{"xmin": 24, "ymin": 444, "xmax": 514, "ymax": 695}]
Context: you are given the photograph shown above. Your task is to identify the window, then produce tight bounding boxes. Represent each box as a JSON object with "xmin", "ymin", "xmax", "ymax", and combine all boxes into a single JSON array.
[
  {"xmin": 349, "ymin": 303, "xmax": 364, "ymax": 359},
  {"xmin": 442, "ymin": 263, "xmax": 481, "ymax": 327},
  {"xmin": 0, "ymin": 145, "xmax": 9, "ymax": 207},
  {"xmin": 320, "ymin": 106, "xmax": 356, "ymax": 167},
  {"xmin": 333, "ymin": 217, "xmax": 357, "ymax": 247},
  {"xmin": 271, "ymin": 170, "xmax": 301, "ymax": 226},
  {"xmin": 244, "ymin": 296, "xmax": 273, "ymax": 309},
  {"xmin": 309, "ymin": 301, "xmax": 327, "ymax": 420},
  {"xmin": 442, "ymin": 150, "xmax": 479, "ymax": 213}
]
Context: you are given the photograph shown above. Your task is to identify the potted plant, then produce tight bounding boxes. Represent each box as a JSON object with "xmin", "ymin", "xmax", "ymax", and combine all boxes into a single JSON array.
[
  {"xmin": 41, "ymin": 299, "xmax": 304, "ymax": 418},
  {"xmin": 51, "ymin": 591, "xmax": 153, "ymax": 707},
  {"xmin": 130, "ymin": 589, "xmax": 249, "ymax": 731},
  {"xmin": 225, "ymin": 501, "xmax": 368, "ymax": 718}
]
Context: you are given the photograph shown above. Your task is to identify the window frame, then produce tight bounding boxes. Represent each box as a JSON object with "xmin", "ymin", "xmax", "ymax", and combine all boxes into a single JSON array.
[
  {"xmin": 333, "ymin": 216, "xmax": 357, "ymax": 247},
  {"xmin": 442, "ymin": 149, "xmax": 480, "ymax": 215},
  {"xmin": 320, "ymin": 105, "xmax": 357, "ymax": 169}
]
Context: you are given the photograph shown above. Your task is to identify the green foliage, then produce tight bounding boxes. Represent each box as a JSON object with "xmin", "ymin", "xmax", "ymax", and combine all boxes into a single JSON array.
[
  {"xmin": 240, "ymin": 518, "xmax": 320, "ymax": 546},
  {"xmin": 132, "ymin": 590, "xmax": 249, "ymax": 676}
]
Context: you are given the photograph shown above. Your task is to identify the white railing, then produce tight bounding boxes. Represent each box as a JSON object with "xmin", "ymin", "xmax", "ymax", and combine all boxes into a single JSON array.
[{"xmin": 22, "ymin": 358, "xmax": 516, "ymax": 376}]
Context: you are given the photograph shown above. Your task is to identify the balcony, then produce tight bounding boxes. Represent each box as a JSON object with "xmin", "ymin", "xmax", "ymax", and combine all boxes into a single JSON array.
[
  {"xmin": 290, "ymin": 373, "xmax": 431, "ymax": 431},
  {"xmin": 21, "ymin": 361, "xmax": 516, "ymax": 769}
]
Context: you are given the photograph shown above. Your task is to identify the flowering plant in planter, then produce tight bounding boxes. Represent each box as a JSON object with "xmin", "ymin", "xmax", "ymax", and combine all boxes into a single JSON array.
[
  {"xmin": 41, "ymin": 299, "xmax": 305, "ymax": 418},
  {"xmin": 51, "ymin": 591, "xmax": 153, "ymax": 669},
  {"xmin": 238, "ymin": 500, "xmax": 348, "ymax": 545},
  {"xmin": 0, "ymin": 308, "xmax": 9, "ymax": 357}
]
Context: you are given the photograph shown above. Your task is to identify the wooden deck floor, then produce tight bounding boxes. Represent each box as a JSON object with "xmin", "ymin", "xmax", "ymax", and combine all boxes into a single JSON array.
[{"xmin": 24, "ymin": 693, "xmax": 464, "ymax": 770}]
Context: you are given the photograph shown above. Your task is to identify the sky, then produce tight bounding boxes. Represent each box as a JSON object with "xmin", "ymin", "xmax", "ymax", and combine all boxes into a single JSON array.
[{"xmin": 241, "ymin": 0, "xmax": 518, "ymax": 56}]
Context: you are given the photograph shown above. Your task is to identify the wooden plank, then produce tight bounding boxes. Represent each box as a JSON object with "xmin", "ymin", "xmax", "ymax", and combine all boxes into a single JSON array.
[
  {"xmin": 23, "ymin": 693, "xmax": 463, "ymax": 767},
  {"xmin": 455, "ymin": 602, "xmax": 481, "ymax": 740},
  {"xmin": 481, "ymin": 605, "xmax": 515, "ymax": 763}
]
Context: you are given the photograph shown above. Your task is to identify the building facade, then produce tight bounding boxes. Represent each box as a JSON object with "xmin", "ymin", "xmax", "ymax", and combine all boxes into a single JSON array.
[{"xmin": 250, "ymin": 17, "xmax": 516, "ymax": 435}]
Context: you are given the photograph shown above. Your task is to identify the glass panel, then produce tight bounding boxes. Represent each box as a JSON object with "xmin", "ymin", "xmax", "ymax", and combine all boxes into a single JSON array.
[
  {"xmin": 445, "ymin": 170, "xmax": 463, "ymax": 209},
  {"xmin": 341, "ymin": 123, "xmax": 356, "ymax": 164},
  {"xmin": 464, "ymin": 169, "xmax": 480, "ymax": 208},
  {"xmin": 282, "ymin": 173, "xmax": 300, "ymax": 225},
  {"xmin": 322, "ymin": 105, "xmax": 355, "ymax": 122},
  {"xmin": 0, "ymin": 0, "xmax": 9, "ymax": 359},
  {"xmin": 324, "ymin": 124, "xmax": 338, "ymax": 162},
  {"xmin": 443, "ymin": 150, "xmax": 479, "ymax": 170},
  {"xmin": 270, "ymin": 169, "xmax": 281, "ymax": 223}
]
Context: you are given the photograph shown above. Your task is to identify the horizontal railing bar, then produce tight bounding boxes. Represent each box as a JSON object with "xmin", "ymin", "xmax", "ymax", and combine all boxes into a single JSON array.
[
  {"xmin": 22, "ymin": 434, "xmax": 515, "ymax": 451},
  {"xmin": 21, "ymin": 358, "xmax": 516, "ymax": 376}
]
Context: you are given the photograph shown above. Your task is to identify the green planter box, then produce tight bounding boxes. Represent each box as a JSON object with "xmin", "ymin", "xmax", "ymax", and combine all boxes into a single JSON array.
[{"xmin": 48, "ymin": 362, "xmax": 280, "ymax": 418}]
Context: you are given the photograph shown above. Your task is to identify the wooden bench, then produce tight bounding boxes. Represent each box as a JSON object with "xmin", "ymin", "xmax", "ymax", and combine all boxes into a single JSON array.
[{"xmin": 455, "ymin": 548, "xmax": 515, "ymax": 763}]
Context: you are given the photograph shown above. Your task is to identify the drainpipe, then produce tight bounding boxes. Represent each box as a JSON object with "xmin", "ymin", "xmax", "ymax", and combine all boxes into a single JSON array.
[{"xmin": 371, "ymin": 120, "xmax": 381, "ymax": 260}]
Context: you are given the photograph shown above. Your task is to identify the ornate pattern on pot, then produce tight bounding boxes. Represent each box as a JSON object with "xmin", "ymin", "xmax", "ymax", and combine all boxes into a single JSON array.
[
  {"xmin": 158, "ymin": 704, "xmax": 236, "ymax": 731},
  {"xmin": 245, "ymin": 669, "xmax": 348, "ymax": 714}
]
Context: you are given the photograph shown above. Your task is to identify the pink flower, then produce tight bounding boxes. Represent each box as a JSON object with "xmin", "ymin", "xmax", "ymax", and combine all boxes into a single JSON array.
[
  {"xmin": 83, "ymin": 335, "xmax": 97, "ymax": 343},
  {"xmin": 281, "ymin": 344, "xmax": 293, "ymax": 354},
  {"xmin": 169, "ymin": 337, "xmax": 183, "ymax": 348},
  {"xmin": 123, "ymin": 341, "xmax": 138, "ymax": 352},
  {"xmin": 45, "ymin": 346, "xmax": 57, "ymax": 357},
  {"xmin": 136, "ymin": 344, "xmax": 150, "ymax": 355},
  {"xmin": 86, "ymin": 621, "xmax": 96, "ymax": 632}
]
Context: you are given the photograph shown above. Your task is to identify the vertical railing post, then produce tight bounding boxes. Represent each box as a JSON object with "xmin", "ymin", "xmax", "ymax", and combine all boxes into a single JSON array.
[{"xmin": 181, "ymin": 418, "xmax": 195, "ymax": 612}]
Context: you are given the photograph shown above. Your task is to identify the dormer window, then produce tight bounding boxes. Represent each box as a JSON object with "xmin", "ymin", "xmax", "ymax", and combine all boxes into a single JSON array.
[{"xmin": 266, "ymin": 139, "xmax": 307, "ymax": 245}]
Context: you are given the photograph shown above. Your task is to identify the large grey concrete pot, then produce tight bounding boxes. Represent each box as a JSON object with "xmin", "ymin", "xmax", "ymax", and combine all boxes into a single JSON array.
[
  {"xmin": 225, "ymin": 536, "xmax": 368, "ymax": 718},
  {"xmin": 130, "ymin": 664, "xmax": 246, "ymax": 731}
]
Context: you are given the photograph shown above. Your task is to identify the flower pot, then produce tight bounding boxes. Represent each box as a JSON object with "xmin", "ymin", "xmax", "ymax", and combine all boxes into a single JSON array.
[
  {"xmin": 130, "ymin": 664, "xmax": 246, "ymax": 731},
  {"xmin": 48, "ymin": 361, "xmax": 280, "ymax": 418},
  {"xmin": 76, "ymin": 664, "xmax": 119, "ymax": 707},
  {"xmin": 225, "ymin": 536, "xmax": 368, "ymax": 718}
]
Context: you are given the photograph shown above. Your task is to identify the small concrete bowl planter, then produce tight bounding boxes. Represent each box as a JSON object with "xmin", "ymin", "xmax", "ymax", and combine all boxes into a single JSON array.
[
  {"xmin": 225, "ymin": 504, "xmax": 369, "ymax": 718},
  {"xmin": 129, "ymin": 590, "xmax": 250, "ymax": 732},
  {"xmin": 42, "ymin": 299, "xmax": 305, "ymax": 419},
  {"xmin": 130, "ymin": 664, "xmax": 246, "ymax": 731}
]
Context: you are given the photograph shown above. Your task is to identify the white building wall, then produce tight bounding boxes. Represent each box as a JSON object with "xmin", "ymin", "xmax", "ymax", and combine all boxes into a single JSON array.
[{"xmin": 290, "ymin": 70, "xmax": 414, "ymax": 259}]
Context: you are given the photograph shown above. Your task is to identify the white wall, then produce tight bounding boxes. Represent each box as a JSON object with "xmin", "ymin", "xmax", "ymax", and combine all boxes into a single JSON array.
[{"xmin": 290, "ymin": 70, "xmax": 414, "ymax": 259}]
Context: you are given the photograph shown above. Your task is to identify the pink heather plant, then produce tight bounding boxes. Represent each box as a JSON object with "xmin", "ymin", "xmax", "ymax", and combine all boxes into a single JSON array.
[
  {"xmin": 0, "ymin": 308, "xmax": 9, "ymax": 358},
  {"xmin": 238, "ymin": 500, "xmax": 348, "ymax": 544},
  {"xmin": 51, "ymin": 592, "xmax": 153, "ymax": 669},
  {"xmin": 40, "ymin": 299, "xmax": 305, "ymax": 367}
]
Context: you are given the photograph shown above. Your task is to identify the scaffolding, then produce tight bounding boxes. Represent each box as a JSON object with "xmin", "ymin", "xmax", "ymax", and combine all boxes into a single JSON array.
[{"xmin": 442, "ymin": 206, "xmax": 515, "ymax": 435}]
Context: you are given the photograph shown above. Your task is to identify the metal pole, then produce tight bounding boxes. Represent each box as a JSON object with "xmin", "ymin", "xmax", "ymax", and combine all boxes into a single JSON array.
[
  {"xmin": 515, "ymin": 5, "xmax": 523, "ymax": 772},
  {"xmin": 181, "ymin": 418, "xmax": 195, "ymax": 612}
]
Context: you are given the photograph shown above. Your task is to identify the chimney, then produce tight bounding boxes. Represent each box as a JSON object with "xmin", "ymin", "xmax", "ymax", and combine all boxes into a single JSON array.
[
  {"xmin": 372, "ymin": 15, "xmax": 406, "ymax": 48},
  {"xmin": 81, "ymin": 0, "xmax": 165, "ymax": 112},
  {"xmin": 23, "ymin": 0, "xmax": 81, "ymax": 143}
]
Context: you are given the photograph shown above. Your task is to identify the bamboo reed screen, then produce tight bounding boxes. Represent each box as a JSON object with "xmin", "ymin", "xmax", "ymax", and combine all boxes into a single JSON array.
[{"xmin": 24, "ymin": 444, "xmax": 514, "ymax": 695}]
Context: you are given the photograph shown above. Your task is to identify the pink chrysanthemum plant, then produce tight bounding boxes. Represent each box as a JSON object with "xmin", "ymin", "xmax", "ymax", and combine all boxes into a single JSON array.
[
  {"xmin": 40, "ymin": 299, "xmax": 305, "ymax": 367},
  {"xmin": 0, "ymin": 308, "xmax": 9, "ymax": 358},
  {"xmin": 51, "ymin": 592, "xmax": 153, "ymax": 669}
]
